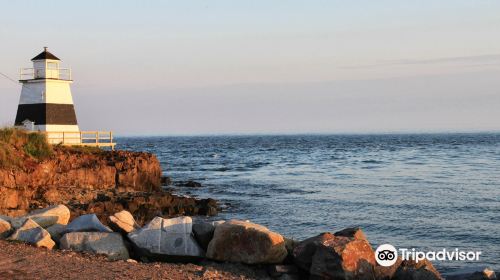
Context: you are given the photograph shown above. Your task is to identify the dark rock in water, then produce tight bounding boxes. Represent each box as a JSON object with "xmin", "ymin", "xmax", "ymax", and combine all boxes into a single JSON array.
[
  {"xmin": 393, "ymin": 259, "xmax": 443, "ymax": 280},
  {"xmin": 292, "ymin": 232, "xmax": 335, "ymax": 271},
  {"xmin": 160, "ymin": 176, "xmax": 173, "ymax": 186},
  {"xmin": 63, "ymin": 214, "xmax": 113, "ymax": 234},
  {"xmin": 192, "ymin": 222, "xmax": 215, "ymax": 251},
  {"xmin": 177, "ymin": 180, "xmax": 203, "ymax": 188},
  {"xmin": 445, "ymin": 267, "xmax": 497, "ymax": 280}
]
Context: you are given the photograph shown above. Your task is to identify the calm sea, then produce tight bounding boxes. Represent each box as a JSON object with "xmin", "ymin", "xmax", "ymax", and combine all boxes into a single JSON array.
[{"xmin": 118, "ymin": 134, "xmax": 500, "ymax": 273}]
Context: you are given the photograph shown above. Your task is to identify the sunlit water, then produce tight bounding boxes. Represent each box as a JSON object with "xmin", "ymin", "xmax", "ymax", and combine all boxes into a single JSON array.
[{"xmin": 119, "ymin": 134, "xmax": 500, "ymax": 273}]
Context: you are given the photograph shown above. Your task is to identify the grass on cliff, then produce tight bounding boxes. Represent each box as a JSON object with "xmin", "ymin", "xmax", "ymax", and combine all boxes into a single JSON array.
[
  {"xmin": 58, "ymin": 145, "xmax": 103, "ymax": 155},
  {"xmin": 0, "ymin": 128, "xmax": 53, "ymax": 167}
]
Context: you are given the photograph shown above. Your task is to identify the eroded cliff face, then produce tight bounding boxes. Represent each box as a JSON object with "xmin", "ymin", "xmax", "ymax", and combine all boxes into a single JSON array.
[
  {"xmin": 0, "ymin": 149, "xmax": 161, "ymax": 192},
  {"xmin": 0, "ymin": 147, "xmax": 217, "ymax": 223},
  {"xmin": 0, "ymin": 147, "xmax": 160, "ymax": 215}
]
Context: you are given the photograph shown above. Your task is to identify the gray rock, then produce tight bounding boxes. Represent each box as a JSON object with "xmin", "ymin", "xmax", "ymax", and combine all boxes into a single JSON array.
[
  {"xmin": 60, "ymin": 232, "xmax": 129, "ymax": 261},
  {"xmin": 192, "ymin": 222, "xmax": 215, "ymax": 251},
  {"xmin": 8, "ymin": 218, "xmax": 55, "ymax": 249},
  {"xmin": 160, "ymin": 176, "xmax": 173, "ymax": 186},
  {"xmin": 63, "ymin": 214, "xmax": 112, "ymax": 234},
  {"xmin": 108, "ymin": 210, "xmax": 140, "ymax": 234},
  {"xmin": 445, "ymin": 267, "xmax": 497, "ymax": 280},
  {"xmin": 9, "ymin": 205, "xmax": 71, "ymax": 229},
  {"xmin": 29, "ymin": 205, "xmax": 71, "ymax": 226},
  {"xmin": 0, "ymin": 217, "xmax": 12, "ymax": 239},
  {"xmin": 128, "ymin": 216, "xmax": 204, "ymax": 262},
  {"xmin": 46, "ymin": 223, "xmax": 67, "ymax": 244}
]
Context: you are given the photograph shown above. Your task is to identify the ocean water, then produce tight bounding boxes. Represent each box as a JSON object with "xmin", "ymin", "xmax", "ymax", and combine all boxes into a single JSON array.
[{"xmin": 119, "ymin": 134, "xmax": 500, "ymax": 273}]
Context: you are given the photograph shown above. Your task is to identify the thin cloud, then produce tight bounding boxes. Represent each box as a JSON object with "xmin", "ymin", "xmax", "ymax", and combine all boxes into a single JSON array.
[{"xmin": 341, "ymin": 54, "xmax": 500, "ymax": 69}]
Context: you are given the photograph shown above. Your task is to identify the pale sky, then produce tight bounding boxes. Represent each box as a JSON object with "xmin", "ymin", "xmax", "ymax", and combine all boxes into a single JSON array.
[{"xmin": 1, "ymin": 0, "xmax": 499, "ymax": 135}]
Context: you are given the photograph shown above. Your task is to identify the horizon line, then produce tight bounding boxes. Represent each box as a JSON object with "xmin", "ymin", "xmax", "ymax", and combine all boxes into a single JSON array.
[{"xmin": 113, "ymin": 130, "xmax": 500, "ymax": 138}]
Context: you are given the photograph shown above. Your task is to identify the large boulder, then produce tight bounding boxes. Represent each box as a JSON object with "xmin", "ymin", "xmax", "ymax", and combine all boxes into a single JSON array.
[
  {"xmin": 293, "ymin": 232, "xmax": 335, "ymax": 271},
  {"xmin": 46, "ymin": 223, "xmax": 67, "ymax": 244},
  {"xmin": 7, "ymin": 218, "xmax": 55, "ymax": 249},
  {"xmin": 334, "ymin": 227, "xmax": 368, "ymax": 240},
  {"xmin": 60, "ymin": 232, "xmax": 130, "ymax": 261},
  {"xmin": 393, "ymin": 259, "xmax": 443, "ymax": 280},
  {"xmin": 9, "ymin": 205, "xmax": 71, "ymax": 229},
  {"xmin": 63, "ymin": 214, "xmax": 112, "ymax": 234},
  {"xmin": 0, "ymin": 217, "xmax": 12, "ymax": 239},
  {"xmin": 108, "ymin": 210, "xmax": 140, "ymax": 234},
  {"xmin": 192, "ymin": 221, "xmax": 216, "ymax": 251},
  {"xmin": 309, "ymin": 237, "xmax": 376, "ymax": 279},
  {"xmin": 293, "ymin": 228, "xmax": 376, "ymax": 279},
  {"xmin": 28, "ymin": 204, "xmax": 71, "ymax": 226},
  {"xmin": 128, "ymin": 216, "xmax": 204, "ymax": 262},
  {"xmin": 206, "ymin": 220, "xmax": 287, "ymax": 264},
  {"xmin": 374, "ymin": 257, "xmax": 403, "ymax": 280}
]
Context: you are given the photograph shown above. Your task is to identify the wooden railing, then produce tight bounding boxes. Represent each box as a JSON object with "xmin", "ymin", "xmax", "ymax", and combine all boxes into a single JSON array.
[
  {"xmin": 36, "ymin": 131, "xmax": 116, "ymax": 150},
  {"xmin": 19, "ymin": 67, "xmax": 72, "ymax": 81}
]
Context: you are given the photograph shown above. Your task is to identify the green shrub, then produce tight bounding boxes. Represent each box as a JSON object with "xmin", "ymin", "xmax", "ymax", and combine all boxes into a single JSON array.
[
  {"xmin": 0, "ymin": 128, "xmax": 14, "ymax": 143},
  {"xmin": 23, "ymin": 132, "xmax": 52, "ymax": 159},
  {"xmin": 0, "ymin": 128, "xmax": 53, "ymax": 166}
]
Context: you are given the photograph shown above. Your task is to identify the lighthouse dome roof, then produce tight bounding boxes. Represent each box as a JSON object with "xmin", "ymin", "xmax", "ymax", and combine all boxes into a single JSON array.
[{"xmin": 31, "ymin": 47, "xmax": 60, "ymax": 61}]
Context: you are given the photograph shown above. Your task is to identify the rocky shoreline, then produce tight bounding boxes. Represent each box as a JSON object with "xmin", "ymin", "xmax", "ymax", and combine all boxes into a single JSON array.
[
  {"xmin": 0, "ymin": 131, "xmax": 496, "ymax": 279},
  {"xmin": 0, "ymin": 204, "xmax": 496, "ymax": 280}
]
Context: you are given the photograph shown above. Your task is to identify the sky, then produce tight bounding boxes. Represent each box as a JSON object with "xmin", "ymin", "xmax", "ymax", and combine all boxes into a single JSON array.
[{"xmin": 1, "ymin": 0, "xmax": 499, "ymax": 135}]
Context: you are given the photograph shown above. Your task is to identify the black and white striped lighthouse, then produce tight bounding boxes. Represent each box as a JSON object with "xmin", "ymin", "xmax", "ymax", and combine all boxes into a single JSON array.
[{"xmin": 15, "ymin": 47, "xmax": 79, "ymax": 134}]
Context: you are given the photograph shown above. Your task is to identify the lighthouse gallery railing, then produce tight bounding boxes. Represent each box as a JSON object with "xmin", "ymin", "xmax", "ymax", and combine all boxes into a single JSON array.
[{"xmin": 19, "ymin": 68, "xmax": 72, "ymax": 81}]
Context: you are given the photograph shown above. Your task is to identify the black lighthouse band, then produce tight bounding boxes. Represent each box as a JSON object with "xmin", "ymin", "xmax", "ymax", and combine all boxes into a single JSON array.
[{"xmin": 15, "ymin": 103, "xmax": 78, "ymax": 125}]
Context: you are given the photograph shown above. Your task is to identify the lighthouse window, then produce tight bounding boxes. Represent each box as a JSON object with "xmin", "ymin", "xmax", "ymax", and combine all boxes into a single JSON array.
[{"xmin": 47, "ymin": 62, "xmax": 58, "ymax": 69}]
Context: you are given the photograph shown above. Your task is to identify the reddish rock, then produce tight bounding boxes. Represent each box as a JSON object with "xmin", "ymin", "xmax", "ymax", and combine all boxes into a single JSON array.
[
  {"xmin": 309, "ymin": 236, "xmax": 376, "ymax": 279},
  {"xmin": 207, "ymin": 220, "xmax": 288, "ymax": 264},
  {"xmin": 292, "ymin": 232, "xmax": 335, "ymax": 271},
  {"xmin": 293, "ymin": 229, "xmax": 376, "ymax": 279},
  {"xmin": 393, "ymin": 259, "xmax": 443, "ymax": 280},
  {"xmin": 374, "ymin": 257, "xmax": 403, "ymax": 280},
  {"xmin": 334, "ymin": 227, "xmax": 368, "ymax": 241}
]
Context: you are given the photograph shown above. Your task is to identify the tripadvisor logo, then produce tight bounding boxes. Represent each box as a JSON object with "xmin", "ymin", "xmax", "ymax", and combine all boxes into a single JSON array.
[
  {"xmin": 375, "ymin": 244, "xmax": 398, "ymax": 266},
  {"xmin": 374, "ymin": 244, "xmax": 482, "ymax": 267}
]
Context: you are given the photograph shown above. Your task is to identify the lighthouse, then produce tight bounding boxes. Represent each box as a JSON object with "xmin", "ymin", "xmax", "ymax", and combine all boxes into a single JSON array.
[
  {"xmin": 14, "ymin": 48, "xmax": 115, "ymax": 149},
  {"xmin": 16, "ymin": 47, "xmax": 80, "ymax": 143}
]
